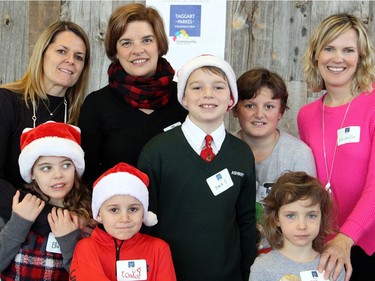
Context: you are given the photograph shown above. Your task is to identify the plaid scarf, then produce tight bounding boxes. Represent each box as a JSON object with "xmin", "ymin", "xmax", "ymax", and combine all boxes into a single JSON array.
[
  {"xmin": 1, "ymin": 230, "xmax": 68, "ymax": 281},
  {"xmin": 108, "ymin": 57, "xmax": 174, "ymax": 110}
]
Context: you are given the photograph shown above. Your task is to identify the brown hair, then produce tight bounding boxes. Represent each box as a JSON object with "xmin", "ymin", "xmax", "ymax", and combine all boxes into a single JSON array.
[
  {"xmin": 25, "ymin": 172, "xmax": 91, "ymax": 221},
  {"xmin": 104, "ymin": 3, "xmax": 168, "ymax": 62},
  {"xmin": 236, "ymin": 68, "xmax": 289, "ymax": 114},
  {"xmin": 1, "ymin": 21, "xmax": 91, "ymax": 125},
  {"xmin": 196, "ymin": 66, "xmax": 228, "ymax": 82},
  {"xmin": 263, "ymin": 171, "xmax": 334, "ymax": 253}
]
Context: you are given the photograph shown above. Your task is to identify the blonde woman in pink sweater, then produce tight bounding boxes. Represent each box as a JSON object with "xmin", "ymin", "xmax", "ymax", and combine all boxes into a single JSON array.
[{"xmin": 298, "ymin": 14, "xmax": 375, "ymax": 281}]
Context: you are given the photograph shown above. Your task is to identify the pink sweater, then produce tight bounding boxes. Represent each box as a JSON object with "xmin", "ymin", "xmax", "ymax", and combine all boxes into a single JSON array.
[{"xmin": 297, "ymin": 90, "xmax": 375, "ymax": 255}]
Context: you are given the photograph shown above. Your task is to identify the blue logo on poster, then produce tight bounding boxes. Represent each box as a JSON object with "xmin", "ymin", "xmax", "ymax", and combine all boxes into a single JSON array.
[{"xmin": 170, "ymin": 5, "xmax": 201, "ymax": 37}]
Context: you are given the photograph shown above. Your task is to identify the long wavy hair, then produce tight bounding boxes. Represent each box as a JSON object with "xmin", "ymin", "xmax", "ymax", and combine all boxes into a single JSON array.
[
  {"xmin": 0, "ymin": 21, "xmax": 91, "ymax": 125},
  {"xmin": 263, "ymin": 171, "xmax": 334, "ymax": 253},
  {"xmin": 304, "ymin": 13, "xmax": 375, "ymax": 95}
]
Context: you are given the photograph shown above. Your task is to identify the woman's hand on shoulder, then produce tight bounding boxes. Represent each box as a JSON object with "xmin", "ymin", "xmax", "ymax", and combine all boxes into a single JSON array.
[
  {"xmin": 48, "ymin": 207, "xmax": 80, "ymax": 237},
  {"xmin": 318, "ymin": 232, "xmax": 354, "ymax": 281},
  {"xmin": 12, "ymin": 190, "xmax": 45, "ymax": 222}
]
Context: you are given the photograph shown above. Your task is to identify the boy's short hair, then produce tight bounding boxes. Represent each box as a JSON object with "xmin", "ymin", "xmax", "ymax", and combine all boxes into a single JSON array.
[
  {"xmin": 177, "ymin": 54, "xmax": 238, "ymax": 109},
  {"xmin": 236, "ymin": 68, "xmax": 289, "ymax": 114},
  {"xmin": 92, "ymin": 162, "xmax": 157, "ymax": 226}
]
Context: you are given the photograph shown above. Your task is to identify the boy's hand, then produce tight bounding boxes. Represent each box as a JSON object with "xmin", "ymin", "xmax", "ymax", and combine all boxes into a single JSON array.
[
  {"xmin": 12, "ymin": 190, "xmax": 45, "ymax": 222},
  {"xmin": 48, "ymin": 207, "xmax": 80, "ymax": 237}
]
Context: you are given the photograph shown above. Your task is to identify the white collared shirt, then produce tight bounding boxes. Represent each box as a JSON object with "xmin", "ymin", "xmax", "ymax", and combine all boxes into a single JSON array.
[{"xmin": 181, "ymin": 116, "xmax": 226, "ymax": 155}]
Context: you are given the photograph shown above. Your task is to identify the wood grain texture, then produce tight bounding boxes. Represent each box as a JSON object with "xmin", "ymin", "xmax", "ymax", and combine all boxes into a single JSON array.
[{"xmin": 0, "ymin": 0, "xmax": 374, "ymax": 136}]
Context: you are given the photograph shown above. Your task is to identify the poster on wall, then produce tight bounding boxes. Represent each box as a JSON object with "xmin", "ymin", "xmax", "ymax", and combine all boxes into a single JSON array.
[{"xmin": 146, "ymin": 0, "xmax": 227, "ymax": 80}]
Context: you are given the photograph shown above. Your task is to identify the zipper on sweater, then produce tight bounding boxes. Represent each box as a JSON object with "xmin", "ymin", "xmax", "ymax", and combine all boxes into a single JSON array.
[{"xmin": 114, "ymin": 239, "xmax": 125, "ymax": 277}]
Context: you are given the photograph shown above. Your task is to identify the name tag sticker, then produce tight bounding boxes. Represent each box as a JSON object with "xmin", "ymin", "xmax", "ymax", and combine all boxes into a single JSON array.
[
  {"xmin": 256, "ymin": 182, "xmax": 273, "ymax": 203},
  {"xmin": 337, "ymin": 126, "xmax": 360, "ymax": 146},
  {"xmin": 206, "ymin": 168, "xmax": 234, "ymax": 196},
  {"xmin": 117, "ymin": 259, "xmax": 147, "ymax": 281},
  {"xmin": 46, "ymin": 232, "xmax": 61, "ymax": 254},
  {"xmin": 300, "ymin": 270, "xmax": 329, "ymax": 281},
  {"xmin": 163, "ymin": 122, "xmax": 181, "ymax": 132}
]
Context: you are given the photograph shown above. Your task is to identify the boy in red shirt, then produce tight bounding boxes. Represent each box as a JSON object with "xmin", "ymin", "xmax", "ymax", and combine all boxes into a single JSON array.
[{"xmin": 70, "ymin": 162, "xmax": 176, "ymax": 281}]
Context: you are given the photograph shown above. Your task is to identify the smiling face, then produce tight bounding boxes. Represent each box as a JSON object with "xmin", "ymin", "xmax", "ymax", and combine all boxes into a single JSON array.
[
  {"xmin": 317, "ymin": 28, "xmax": 359, "ymax": 94},
  {"xmin": 97, "ymin": 194, "xmax": 144, "ymax": 240},
  {"xmin": 116, "ymin": 20, "xmax": 159, "ymax": 78},
  {"xmin": 277, "ymin": 198, "xmax": 321, "ymax": 250},
  {"xmin": 32, "ymin": 156, "xmax": 75, "ymax": 207},
  {"xmin": 182, "ymin": 68, "xmax": 233, "ymax": 132},
  {"xmin": 42, "ymin": 31, "xmax": 86, "ymax": 97},
  {"xmin": 234, "ymin": 87, "xmax": 282, "ymax": 140}
]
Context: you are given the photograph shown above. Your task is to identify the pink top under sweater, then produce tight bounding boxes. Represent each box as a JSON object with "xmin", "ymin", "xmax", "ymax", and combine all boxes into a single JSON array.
[{"xmin": 297, "ymin": 90, "xmax": 375, "ymax": 255}]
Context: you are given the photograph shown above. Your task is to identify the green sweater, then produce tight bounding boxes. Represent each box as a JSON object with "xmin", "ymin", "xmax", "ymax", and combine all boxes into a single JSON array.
[{"xmin": 138, "ymin": 127, "xmax": 257, "ymax": 281}]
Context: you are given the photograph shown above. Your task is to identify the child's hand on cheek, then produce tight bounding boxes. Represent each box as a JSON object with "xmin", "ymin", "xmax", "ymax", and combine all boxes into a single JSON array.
[
  {"xmin": 12, "ymin": 190, "xmax": 45, "ymax": 222},
  {"xmin": 48, "ymin": 207, "xmax": 80, "ymax": 237}
]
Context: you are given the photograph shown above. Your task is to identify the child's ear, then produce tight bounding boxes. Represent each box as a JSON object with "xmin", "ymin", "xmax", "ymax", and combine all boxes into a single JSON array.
[
  {"xmin": 96, "ymin": 213, "xmax": 103, "ymax": 223},
  {"xmin": 226, "ymin": 96, "xmax": 235, "ymax": 112},
  {"xmin": 181, "ymin": 95, "xmax": 188, "ymax": 109},
  {"xmin": 278, "ymin": 111, "xmax": 283, "ymax": 121}
]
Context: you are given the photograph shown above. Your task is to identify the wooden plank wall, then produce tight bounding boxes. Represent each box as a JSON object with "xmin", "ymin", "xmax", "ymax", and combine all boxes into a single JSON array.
[{"xmin": 0, "ymin": 1, "xmax": 373, "ymax": 137}]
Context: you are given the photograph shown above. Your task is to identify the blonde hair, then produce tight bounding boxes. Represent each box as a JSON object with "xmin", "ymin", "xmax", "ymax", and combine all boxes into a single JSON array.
[
  {"xmin": 1, "ymin": 21, "xmax": 91, "ymax": 125},
  {"xmin": 304, "ymin": 13, "xmax": 375, "ymax": 95}
]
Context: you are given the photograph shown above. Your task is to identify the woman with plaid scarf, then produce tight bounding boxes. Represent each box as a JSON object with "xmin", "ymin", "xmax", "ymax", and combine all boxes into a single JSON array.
[{"xmin": 79, "ymin": 3, "xmax": 187, "ymax": 189}]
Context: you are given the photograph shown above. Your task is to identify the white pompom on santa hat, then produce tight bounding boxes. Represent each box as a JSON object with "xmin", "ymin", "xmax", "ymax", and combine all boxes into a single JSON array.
[
  {"xmin": 18, "ymin": 121, "xmax": 85, "ymax": 183},
  {"xmin": 92, "ymin": 162, "xmax": 158, "ymax": 227}
]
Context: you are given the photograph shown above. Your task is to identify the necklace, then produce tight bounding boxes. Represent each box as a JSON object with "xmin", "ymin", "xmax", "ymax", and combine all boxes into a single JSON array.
[
  {"xmin": 322, "ymin": 95, "xmax": 353, "ymax": 197},
  {"xmin": 32, "ymin": 97, "xmax": 67, "ymax": 128},
  {"xmin": 41, "ymin": 97, "xmax": 65, "ymax": 116}
]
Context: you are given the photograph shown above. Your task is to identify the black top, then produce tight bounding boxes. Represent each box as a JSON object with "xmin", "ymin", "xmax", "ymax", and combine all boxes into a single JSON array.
[
  {"xmin": 0, "ymin": 88, "xmax": 67, "ymax": 187},
  {"xmin": 78, "ymin": 81, "xmax": 187, "ymax": 187},
  {"xmin": 0, "ymin": 88, "xmax": 67, "ymax": 236}
]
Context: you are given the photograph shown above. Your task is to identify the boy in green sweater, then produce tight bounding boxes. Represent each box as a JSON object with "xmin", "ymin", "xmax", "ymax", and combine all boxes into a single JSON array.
[{"xmin": 138, "ymin": 55, "xmax": 257, "ymax": 281}]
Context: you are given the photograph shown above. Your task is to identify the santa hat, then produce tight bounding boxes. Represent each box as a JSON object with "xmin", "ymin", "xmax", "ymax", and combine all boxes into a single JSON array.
[
  {"xmin": 177, "ymin": 54, "xmax": 238, "ymax": 109},
  {"xmin": 92, "ymin": 162, "xmax": 158, "ymax": 227},
  {"xmin": 18, "ymin": 121, "xmax": 84, "ymax": 183}
]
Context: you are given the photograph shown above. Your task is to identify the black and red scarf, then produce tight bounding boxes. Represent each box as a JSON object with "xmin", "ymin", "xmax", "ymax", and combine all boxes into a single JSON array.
[{"xmin": 108, "ymin": 57, "xmax": 175, "ymax": 110}]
